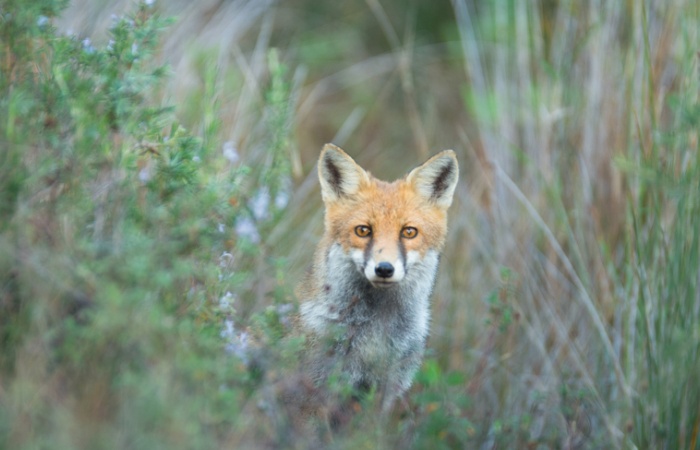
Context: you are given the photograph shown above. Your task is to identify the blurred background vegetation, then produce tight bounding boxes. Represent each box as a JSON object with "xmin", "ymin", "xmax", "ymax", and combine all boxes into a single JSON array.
[{"xmin": 1, "ymin": 0, "xmax": 699, "ymax": 448}]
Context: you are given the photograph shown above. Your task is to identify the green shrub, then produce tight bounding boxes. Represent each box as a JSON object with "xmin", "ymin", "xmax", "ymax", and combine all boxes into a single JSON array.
[{"xmin": 0, "ymin": 1, "xmax": 295, "ymax": 448}]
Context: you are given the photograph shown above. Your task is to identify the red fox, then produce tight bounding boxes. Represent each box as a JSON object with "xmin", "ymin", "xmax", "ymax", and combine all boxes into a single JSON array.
[{"xmin": 297, "ymin": 143, "xmax": 459, "ymax": 414}]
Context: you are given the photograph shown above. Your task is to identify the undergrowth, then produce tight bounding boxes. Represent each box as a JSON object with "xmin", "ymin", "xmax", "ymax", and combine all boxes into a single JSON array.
[
  {"xmin": 0, "ymin": 2, "xmax": 293, "ymax": 448},
  {"xmin": 1, "ymin": 0, "xmax": 699, "ymax": 449}
]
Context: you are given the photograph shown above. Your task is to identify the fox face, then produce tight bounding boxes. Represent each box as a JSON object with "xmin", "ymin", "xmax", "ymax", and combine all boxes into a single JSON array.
[{"xmin": 318, "ymin": 144, "xmax": 458, "ymax": 289}]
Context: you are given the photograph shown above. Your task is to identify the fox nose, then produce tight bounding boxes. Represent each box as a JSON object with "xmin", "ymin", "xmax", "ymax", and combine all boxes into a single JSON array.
[{"xmin": 375, "ymin": 262, "xmax": 395, "ymax": 279}]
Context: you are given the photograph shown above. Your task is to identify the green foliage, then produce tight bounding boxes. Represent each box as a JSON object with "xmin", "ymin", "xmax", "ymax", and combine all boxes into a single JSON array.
[
  {"xmin": 411, "ymin": 359, "xmax": 475, "ymax": 449},
  {"xmin": 624, "ymin": 50, "xmax": 700, "ymax": 449},
  {"xmin": 0, "ymin": 2, "xmax": 295, "ymax": 448},
  {"xmin": 484, "ymin": 267, "xmax": 517, "ymax": 332}
]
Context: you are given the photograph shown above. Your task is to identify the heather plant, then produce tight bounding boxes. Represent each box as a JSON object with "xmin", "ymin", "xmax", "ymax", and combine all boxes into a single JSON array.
[{"xmin": 0, "ymin": 1, "xmax": 295, "ymax": 448}]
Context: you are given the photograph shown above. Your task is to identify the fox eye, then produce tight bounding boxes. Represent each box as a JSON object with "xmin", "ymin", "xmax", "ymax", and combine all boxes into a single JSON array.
[
  {"xmin": 355, "ymin": 225, "xmax": 372, "ymax": 238},
  {"xmin": 401, "ymin": 227, "xmax": 418, "ymax": 239}
]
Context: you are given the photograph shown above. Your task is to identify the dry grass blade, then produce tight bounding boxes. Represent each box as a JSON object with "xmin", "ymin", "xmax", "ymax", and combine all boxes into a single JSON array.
[{"xmin": 494, "ymin": 162, "xmax": 630, "ymax": 399}]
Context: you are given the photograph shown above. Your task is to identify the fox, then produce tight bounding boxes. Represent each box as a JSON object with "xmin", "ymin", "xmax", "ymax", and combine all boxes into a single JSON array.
[{"xmin": 296, "ymin": 143, "xmax": 459, "ymax": 414}]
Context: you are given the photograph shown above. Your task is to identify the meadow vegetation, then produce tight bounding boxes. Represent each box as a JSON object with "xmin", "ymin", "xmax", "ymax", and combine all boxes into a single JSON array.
[{"xmin": 1, "ymin": 0, "xmax": 699, "ymax": 448}]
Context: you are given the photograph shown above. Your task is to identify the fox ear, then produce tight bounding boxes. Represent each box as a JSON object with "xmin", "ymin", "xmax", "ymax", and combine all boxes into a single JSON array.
[
  {"xmin": 406, "ymin": 150, "xmax": 459, "ymax": 208},
  {"xmin": 318, "ymin": 144, "xmax": 369, "ymax": 202}
]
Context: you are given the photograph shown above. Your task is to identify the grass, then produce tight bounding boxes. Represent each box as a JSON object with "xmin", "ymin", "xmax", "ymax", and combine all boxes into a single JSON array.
[{"xmin": 2, "ymin": 0, "xmax": 700, "ymax": 448}]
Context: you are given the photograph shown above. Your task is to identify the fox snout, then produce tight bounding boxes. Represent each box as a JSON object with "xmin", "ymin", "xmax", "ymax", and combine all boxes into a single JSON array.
[
  {"xmin": 349, "ymin": 246, "xmax": 407, "ymax": 287},
  {"xmin": 361, "ymin": 250, "xmax": 407, "ymax": 287},
  {"xmin": 375, "ymin": 262, "xmax": 394, "ymax": 278}
]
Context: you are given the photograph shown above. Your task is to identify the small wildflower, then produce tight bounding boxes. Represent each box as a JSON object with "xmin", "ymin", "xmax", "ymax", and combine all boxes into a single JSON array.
[
  {"xmin": 145, "ymin": 0, "xmax": 155, "ymax": 5},
  {"xmin": 37, "ymin": 15, "xmax": 49, "ymax": 27},
  {"xmin": 222, "ymin": 141, "xmax": 239, "ymax": 163},
  {"xmin": 219, "ymin": 291, "xmax": 234, "ymax": 310},
  {"xmin": 275, "ymin": 190, "xmax": 289, "ymax": 210},
  {"xmin": 193, "ymin": 155, "xmax": 201, "ymax": 163},
  {"xmin": 235, "ymin": 216, "xmax": 260, "ymax": 243},
  {"xmin": 218, "ymin": 223, "xmax": 225, "ymax": 233},
  {"xmin": 274, "ymin": 177, "xmax": 291, "ymax": 210},
  {"xmin": 82, "ymin": 38, "xmax": 95, "ymax": 54},
  {"xmin": 107, "ymin": 39, "xmax": 115, "ymax": 51},
  {"xmin": 228, "ymin": 330, "xmax": 250, "ymax": 362},
  {"xmin": 219, "ymin": 251, "xmax": 234, "ymax": 268},
  {"xmin": 131, "ymin": 42, "xmax": 138, "ymax": 55},
  {"xmin": 220, "ymin": 318, "xmax": 250, "ymax": 363},
  {"xmin": 249, "ymin": 188, "xmax": 270, "ymax": 221},
  {"xmin": 221, "ymin": 318, "xmax": 235, "ymax": 340},
  {"xmin": 138, "ymin": 167, "xmax": 152, "ymax": 183}
]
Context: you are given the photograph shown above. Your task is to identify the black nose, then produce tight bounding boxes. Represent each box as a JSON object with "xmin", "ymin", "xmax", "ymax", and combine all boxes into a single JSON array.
[{"xmin": 375, "ymin": 262, "xmax": 395, "ymax": 278}]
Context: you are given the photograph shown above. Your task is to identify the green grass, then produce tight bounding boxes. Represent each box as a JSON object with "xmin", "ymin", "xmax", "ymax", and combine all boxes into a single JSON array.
[{"xmin": 2, "ymin": 0, "xmax": 700, "ymax": 448}]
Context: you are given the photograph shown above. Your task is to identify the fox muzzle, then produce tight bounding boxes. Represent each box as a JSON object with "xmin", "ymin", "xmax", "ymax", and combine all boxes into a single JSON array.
[{"xmin": 374, "ymin": 262, "xmax": 395, "ymax": 278}]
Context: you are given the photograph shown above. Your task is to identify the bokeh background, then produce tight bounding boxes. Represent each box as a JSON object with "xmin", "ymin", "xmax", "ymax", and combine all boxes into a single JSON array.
[{"xmin": 2, "ymin": 0, "xmax": 699, "ymax": 448}]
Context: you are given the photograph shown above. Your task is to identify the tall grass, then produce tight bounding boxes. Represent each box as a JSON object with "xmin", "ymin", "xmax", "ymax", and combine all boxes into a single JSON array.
[
  {"xmin": 445, "ymin": 1, "xmax": 700, "ymax": 447},
  {"xmin": 2, "ymin": 0, "xmax": 699, "ymax": 448}
]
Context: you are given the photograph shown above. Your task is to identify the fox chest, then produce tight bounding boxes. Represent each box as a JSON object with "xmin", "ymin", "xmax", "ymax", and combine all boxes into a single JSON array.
[{"xmin": 324, "ymin": 297, "xmax": 428, "ymax": 363}]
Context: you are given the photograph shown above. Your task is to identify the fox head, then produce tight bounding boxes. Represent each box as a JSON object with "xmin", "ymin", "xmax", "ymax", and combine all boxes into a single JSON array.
[{"xmin": 318, "ymin": 144, "xmax": 459, "ymax": 288}]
